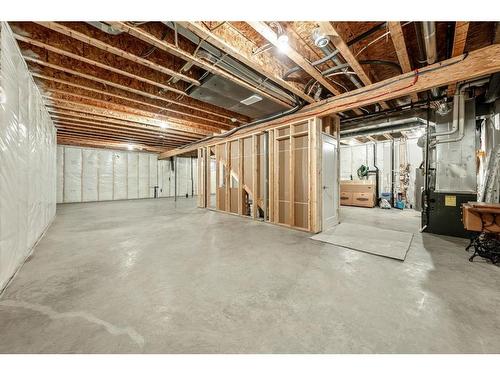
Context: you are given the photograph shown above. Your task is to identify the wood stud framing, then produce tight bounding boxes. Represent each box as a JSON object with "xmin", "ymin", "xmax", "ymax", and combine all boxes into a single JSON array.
[{"xmin": 196, "ymin": 115, "xmax": 327, "ymax": 232}]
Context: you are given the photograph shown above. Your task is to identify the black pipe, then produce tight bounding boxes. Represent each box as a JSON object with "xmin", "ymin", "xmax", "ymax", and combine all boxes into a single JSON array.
[
  {"xmin": 422, "ymin": 99, "xmax": 431, "ymax": 230},
  {"xmin": 360, "ymin": 60, "xmax": 402, "ymax": 74},
  {"xmin": 340, "ymin": 95, "xmax": 446, "ymax": 125},
  {"xmin": 372, "ymin": 142, "xmax": 380, "ymax": 203},
  {"xmin": 391, "ymin": 138, "xmax": 395, "ymax": 207},
  {"xmin": 484, "ymin": 73, "xmax": 500, "ymax": 103}
]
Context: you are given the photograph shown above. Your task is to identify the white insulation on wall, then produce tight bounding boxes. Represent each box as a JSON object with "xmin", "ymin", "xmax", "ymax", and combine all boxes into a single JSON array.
[
  {"xmin": 57, "ymin": 145, "xmax": 198, "ymax": 203},
  {"xmin": 0, "ymin": 22, "xmax": 57, "ymax": 291}
]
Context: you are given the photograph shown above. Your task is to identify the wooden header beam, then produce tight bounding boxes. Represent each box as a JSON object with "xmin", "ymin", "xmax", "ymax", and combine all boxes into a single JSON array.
[{"xmin": 159, "ymin": 43, "xmax": 500, "ymax": 159}]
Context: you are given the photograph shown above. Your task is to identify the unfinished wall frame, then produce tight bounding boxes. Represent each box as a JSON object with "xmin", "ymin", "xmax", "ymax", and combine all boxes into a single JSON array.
[{"xmin": 197, "ymin": 115, "xmax": 340, "ymax": 233}]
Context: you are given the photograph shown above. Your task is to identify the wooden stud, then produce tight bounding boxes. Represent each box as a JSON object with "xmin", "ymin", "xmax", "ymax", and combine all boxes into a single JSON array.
[
  {"xmin": 289, "ymin": 131, "xmax": 295, "ymax": 227},
  {"xmin": 252, "ymin": 134, "xmax": 258, "ymax": 220},
  {"xmin": 238, "ymin": 138, "xmax": 244, "ymax": 216},
  {"xmin": 268, "ymin": 130, "xmax": 274, "ymax": 223}
]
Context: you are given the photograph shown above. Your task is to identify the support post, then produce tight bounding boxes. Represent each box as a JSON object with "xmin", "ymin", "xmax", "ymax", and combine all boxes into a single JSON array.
[
  {"xmin": 174, "ymin": 155, "xmax": 178, "ymax": 202},
  {"xmin": 263, "ymin": 131, "xmax": 269, "ymax": 221}
]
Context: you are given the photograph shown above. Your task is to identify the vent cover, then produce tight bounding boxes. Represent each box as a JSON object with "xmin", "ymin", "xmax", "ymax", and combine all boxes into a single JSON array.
[{"xmin": 240, "ymin": 94, "xmax": 263, "ymax": 106}]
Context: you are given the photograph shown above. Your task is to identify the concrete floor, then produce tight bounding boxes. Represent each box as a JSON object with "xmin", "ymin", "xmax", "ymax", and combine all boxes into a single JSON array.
[{"xmin": 1, "ymin": 198, "xmax": 499, "ymax": 353}]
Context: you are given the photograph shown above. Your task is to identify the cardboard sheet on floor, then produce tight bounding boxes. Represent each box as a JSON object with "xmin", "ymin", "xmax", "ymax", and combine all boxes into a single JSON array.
[{"xmin": 311, "ymin": 222, "xmax": 413, "ymax": 260}]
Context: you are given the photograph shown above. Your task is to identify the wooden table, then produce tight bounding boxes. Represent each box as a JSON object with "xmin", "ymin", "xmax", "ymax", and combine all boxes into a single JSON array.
[{"xmin": 462, "ymin": 202, "xmax": 500, "ymax": 263}]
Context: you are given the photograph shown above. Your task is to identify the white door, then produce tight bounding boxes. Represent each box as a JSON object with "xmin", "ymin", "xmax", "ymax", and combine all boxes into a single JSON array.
[{"xmin": 322, "ymin": 134, "xmax": 339, "ymax": 231}]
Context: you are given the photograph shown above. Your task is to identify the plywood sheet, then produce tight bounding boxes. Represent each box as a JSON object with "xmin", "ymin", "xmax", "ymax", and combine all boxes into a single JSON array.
[{"xmin": 311, "ymin": 222, "xmax": 413, "ymax": 260}]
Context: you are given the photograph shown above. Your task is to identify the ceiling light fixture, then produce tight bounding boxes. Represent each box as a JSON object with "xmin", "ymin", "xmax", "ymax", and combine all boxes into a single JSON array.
[
  {"xmin": 127, "ymin": 143, "xmax": 134, "ymax": 151},
  {"xmin": 160, "ymin": 122, "xmax": 168, "ymax": 129},
  {"xmin": 276, "ymin": 34, "xmax": 289, "ymax": 52},
  {"xmin": 312, "ymin": 27, "xmax": 330, "ymax": 48}
]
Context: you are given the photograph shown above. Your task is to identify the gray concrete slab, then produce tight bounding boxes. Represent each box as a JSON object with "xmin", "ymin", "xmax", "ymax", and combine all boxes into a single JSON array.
[{"xmin": 0, "ymin": 199, "xmax": 499, "ymax": 353}]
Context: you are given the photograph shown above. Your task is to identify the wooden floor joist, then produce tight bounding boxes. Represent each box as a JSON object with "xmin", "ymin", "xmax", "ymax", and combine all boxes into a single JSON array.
[
  {"xmin": 43, "ymin": 91, "xmax": 232, "ymax": 132},
  {"xmin": 52, "ymin": 117, "xmax": 199, "ymax": 143},
  {"xmin": 248, "ymin": 21, "xmax": 344, "ymax": 98},
  {"xmin": 49, "ymin": 111, "xmax": 202, "ymax": 141},
  {"xmin": 447, "ymin": 22, "xmax": 471, "ymax": 96},
  {"xmin": 108, "ymin": 22, "xmax": 295, "ymax": 108},
  {"xmin": 33, "ymin": 22, "xmax": 200, "ymax": 86},
  {"xmin": 23, "ymin": 55, "xmax": 246, "ymax": 125},
  {"xmin": 32, "ymin": 73, "xmax": 231, "ymax": 128},
  {"xmin": 178, "ymin": 21, "xmax": 315, "ymax": 104},
  {"xmin": 318, "ymin": 22, "xmax": 391, "ymax": 110},
  {"xmin": 387, "ymin": 21, "xmax": 419, "ymax": 102},
  {"xmin": 44, "ymin": 100, "xmax": 217, "ymax": 136},
  {"xmin": 16, "ymin": 34, "xmax": 190, "ymax": 96},
  {"xmin": 159, "ymin": 43, "xmax": 500, "ymax": 158},
  {"xmin": 57, "ymin": 134, "xmax": 169, "ymax": 153}
]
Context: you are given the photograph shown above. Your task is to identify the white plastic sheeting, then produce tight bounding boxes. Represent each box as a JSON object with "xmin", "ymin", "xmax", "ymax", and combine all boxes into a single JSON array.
[
  {"xmin": 157, "ymin": 157, "xmax": 198, "ymax": 197},
  {"xmin": 0, "ymin": 22, "xmax": 57, "ymax": 291},
  {"xmin": 57, "ymin": 145, "xmax": 199, "ymax": 203},
  {"xmin": 57, "ymin": 145, "xmax": 159, "ymax": 203}
]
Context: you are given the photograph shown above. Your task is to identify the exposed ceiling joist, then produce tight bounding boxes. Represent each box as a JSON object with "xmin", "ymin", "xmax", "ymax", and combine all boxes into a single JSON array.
[
  {"xmin": 447, "ymin": 22, "xmax": 471, "ymax": 96},
  {"xmin": 15, "ymin": 33, "xmax": 188, "ymax": 96},
  {"xmin": 49, "ymin": 110, "xmax": 202, "ymax": 140},
  {"xmin": 160, "ymin": 43, "xmax": 500, "ymax": 158},
  {"xmin": 247, "ymin": 21, "xmax": 344, "ymax": 97},
  {"xmin": 33, "ymin": 22, "xmax": 199, "ymax": 86},
  {"xmin": 107, "ymin": 21, "xmax": 294, "ymax": 108},
  {"xmin": 318, "ymin": 22, "xmax": 390, "ymax": 110},
  {"xmin": 43, "ymin": 90, "xmax": 231, "ymax": 132},
  {"xmin": 387, "ymin": 21, "xmax": 419, "ymax": 102},
  {"xmin": 32, "ymin": 73, "xmax": 226, "ymax": 128},
  {"xmin": 178, "ymin": 21, "xmax": 315, "ymax": 104},
  {"xmin": 55, "ymin": 124, "xmax": 185, "ymax": 147},
  {"xmin": 45, "ymin": 99, "xmax": 216, "ymax": 136},
  {"xmin": 57, "ymin": 133, "xmax": 170, "ymax": 153},
  {"xmin": 57, "ymin": 129, "xmax": 172, "ymax": 149},
  {"xmin": 53, "ymin": 117, "xmax": 198, "ymax": 143},
  {"xmin": 23, "ymin": 55, "xmax": 238, "ymax": 127}
]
